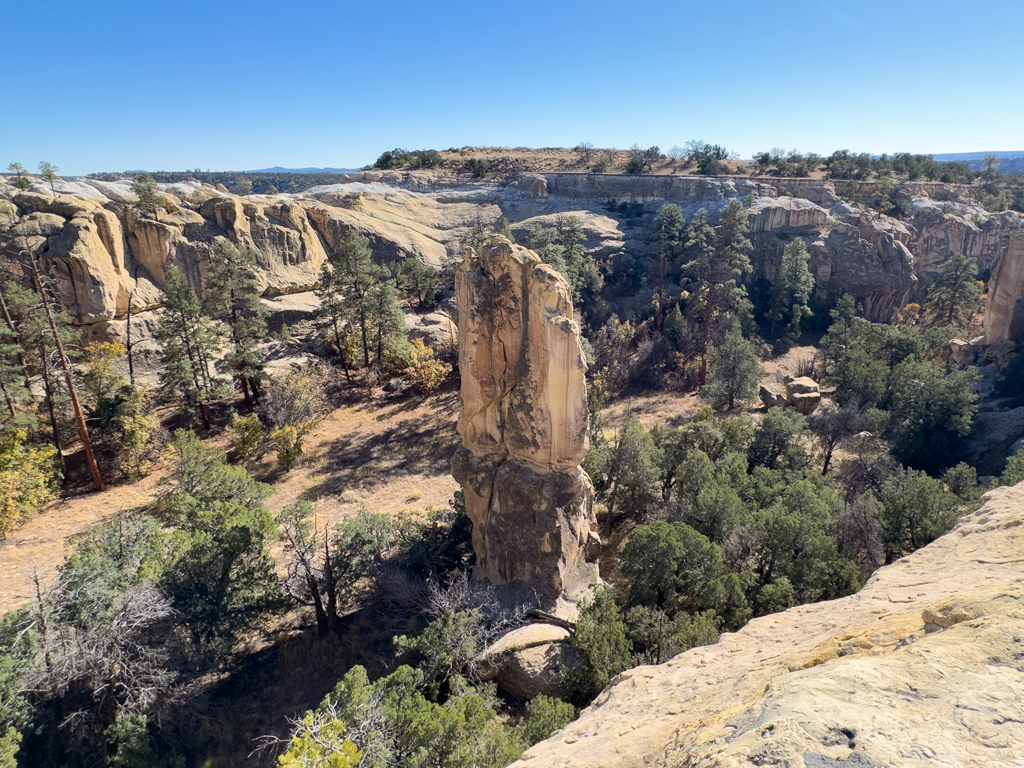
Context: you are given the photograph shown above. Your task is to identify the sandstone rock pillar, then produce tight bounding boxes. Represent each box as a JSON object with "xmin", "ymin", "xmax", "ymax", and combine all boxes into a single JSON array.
[{"xmin": 451, "ymin": 236, "xmax": 600, "ymax": 610}]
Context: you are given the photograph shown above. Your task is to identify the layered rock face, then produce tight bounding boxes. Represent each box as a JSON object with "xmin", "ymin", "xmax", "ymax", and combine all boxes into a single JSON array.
[
  {"xmin": 0, "ymin": 190, "xmax": 329, "ymax": 330},
  {"xmin": 4, "ymin": 172, "xmax": 1024, "ymax": 345},
  {"xmin": 450, "ymin": 237, "xmax": 600, "ymax": 610},
  {"xmin": 0, "ymin": 181, "xmax": 472, "ymax": 336},
  {"xmin": 515, "ymin": 481, "xmax": 1024, "ymax": 768}
]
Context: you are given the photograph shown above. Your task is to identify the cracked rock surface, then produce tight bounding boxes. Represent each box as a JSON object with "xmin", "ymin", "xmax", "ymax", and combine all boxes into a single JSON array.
[{"xmin": 451, "ymin": 236, "xmax": 600, "ymax": 611}]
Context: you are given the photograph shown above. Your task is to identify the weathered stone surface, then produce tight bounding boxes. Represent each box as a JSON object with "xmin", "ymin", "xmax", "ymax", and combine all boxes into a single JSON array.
[
  {"xmin": 987, "ymin": 236, "xmax": 1024, "ymax": 342},
  {"xmin": 6, "ymin": 174, "xmax": 1024, "ymax": 347},
  {"xmin": 747, "ymin": 197, "xmax": 830, "ymax": 234},
  {"xmin": 451, "ymin": 237, "xmax": 600, "ymax": 610},
  {"xmin": 515, "ymin": 482, "xmax": 1024, "ymax": 768},
  {"xmin": 759, "ymin": 384, "xmax": 787, "ymax": 409},
  {"xmin": 405, "ymin": 309, "xmax": 457, "ymax": 351},
  {"xmin": 785, "ymin": 376, "xmax": 821, "ymax": 414},
  {"xmin": 477, "ymin": 623, "xmax": 579, "ymax": 698}
]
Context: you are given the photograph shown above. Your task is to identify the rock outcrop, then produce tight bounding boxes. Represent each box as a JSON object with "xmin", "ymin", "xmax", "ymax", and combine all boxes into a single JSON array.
[
  {"xmin": 477, "ymin": 623, "xmax": 581, "ymax": 699},
  {"xmin": 4, "ymin": 172, "xmax": 1024, "ymax": 347},
  {"xmin": 785, "ymin": 376, "xmax": 821, "ymax": 414},
  {"xmin": 514, "ymin": 481, "xmax": 1024, "ymax": 768},
  {"xmin": 450, "ymin": 237, "xmax": 601, "ymax": 612}
]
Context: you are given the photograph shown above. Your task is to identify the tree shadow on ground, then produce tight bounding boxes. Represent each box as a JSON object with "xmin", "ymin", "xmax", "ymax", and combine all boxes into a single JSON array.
[{"xmin": 298, "ymin": 392, "xmax": 462, "ymax": 501}]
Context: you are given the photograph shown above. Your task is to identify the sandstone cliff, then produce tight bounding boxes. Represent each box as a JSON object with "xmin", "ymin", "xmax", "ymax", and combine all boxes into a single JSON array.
[
  {"xmin": 514, "ymin": 481, "xmax": 1024, "ymax": 768},
  {"xmin": 3, "ymin": 172, "xmax": 1023, "ymax": 344},
  {"xmin": 450, "ymin": 237, "xmax": 601, "ymax": 610}
]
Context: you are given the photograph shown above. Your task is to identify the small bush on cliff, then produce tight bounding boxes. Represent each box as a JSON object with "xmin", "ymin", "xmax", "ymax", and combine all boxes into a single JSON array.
[
  {"xmin": 522, "ymin": 696, "xmax": 576, "ymax": 745},
  {"xmin": 564, "ymin": 588, "xmax": 634, "ymax": 701}
]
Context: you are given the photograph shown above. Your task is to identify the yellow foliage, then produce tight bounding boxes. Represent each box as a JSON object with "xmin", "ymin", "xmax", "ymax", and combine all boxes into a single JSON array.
[
  {"xmin": 406, "ymin": 338, "xmax": 451, "ymax": 395},
  {"xmin": 0, "ymin": 429, "xmax": 59, "ymax": 538},
  {"xmin": 269, "ymin": 422, "xmax": 314, "ymax": 469},
  {"xmin": 82, "ymin": 342, "xmax": 127, "ymax": 406},
  {"xmin": 277, "ymin": 715, "xmax": 361, "ymax": 768},
  {"xmin": 230, "ymin": 413, "xmax": 265, "ymax": 460}
]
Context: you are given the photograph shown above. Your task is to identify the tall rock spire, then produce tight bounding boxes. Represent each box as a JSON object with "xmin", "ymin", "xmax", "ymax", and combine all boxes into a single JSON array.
[{"xmin": 451, "ymin": 236, "xmax": 600, "ymax": 611}]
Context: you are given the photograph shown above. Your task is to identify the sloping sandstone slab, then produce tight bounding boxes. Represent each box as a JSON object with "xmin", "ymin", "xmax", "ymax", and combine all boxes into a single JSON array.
[{"xmin": 515, "ymin": 481, "xmax": 1024, "ymax": 768}]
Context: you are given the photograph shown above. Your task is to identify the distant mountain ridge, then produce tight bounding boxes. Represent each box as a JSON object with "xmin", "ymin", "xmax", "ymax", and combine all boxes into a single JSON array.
[
  {"xmin": 247, "ymin": 166, "xmax": 360, "ymax": 174},
  {"xmin": 932, "ymin": 151, "xmax": 1024, "ymax": 161}
]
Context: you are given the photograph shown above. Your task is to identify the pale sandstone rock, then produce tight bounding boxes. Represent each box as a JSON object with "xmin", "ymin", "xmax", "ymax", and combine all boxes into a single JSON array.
[
  {"xmin": 747, "ymin": 197, "xmax": 830, "ymax": 234},
  {"xmin": 304, "ymin": 198, "xmax": 448, "ymax": 267},
  {"xmin": 6, "ymin": 176, "xmax": 1024, "ymax": 347},
  {"xmin": 451, "ymin": 237, "xmax": 600, "ymax": 610},
  {"xmin": 785, "ymin": 376, "xmax": 821, "ymax": 415},
  {"xmin": 515, "ymin": 482, "xmax": 1024, "ymax": 768},
  {"xmin": 987, "ymin": 234, "xmax": 1024, "ymax": 342},
  {"xmin": 477, "ymin": 623, "xmax": 579, "ymax": 698},
  {"xmin": 405, "ymin": 309, "xmax": 458, "ymax": 351},
  {"xmin": 759, "ymin": 384, "xmax": 787, "ymax": 409}
]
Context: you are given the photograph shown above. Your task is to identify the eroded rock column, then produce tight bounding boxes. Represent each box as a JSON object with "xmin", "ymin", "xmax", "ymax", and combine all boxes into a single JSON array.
[{"xmin": 451, "ymin": 236, "xmax": 600, "ymax": 609}]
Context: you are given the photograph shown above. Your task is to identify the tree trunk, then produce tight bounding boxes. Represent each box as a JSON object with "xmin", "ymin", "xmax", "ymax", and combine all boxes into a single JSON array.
[
  {"xmin": 360, "ymin": 313, "xmax": 370, "ymax": 368},
  {"xmin": 125, "ymin": 289, "xmax": 135, "ymax": 386},
  {"xmin": 177, "ymin": 311, "xmax": 211, "ymax": 430},
  {"xmin": 331, "ymin": 316, "xmax": 352, "ymax": 382},
  {"xmin": 0, "ymin": 379, "xmax": 14, "ymax": 418},
  {"xmin": 29, "ymin": 253, "xmax": 103, "ymax": 491},
  {"xmin": 39, "ymin": 348, "xmax": 66, "ymax": 478},
  {"xmin": 323, "ymin": 526, "xmax": 339, "ymax": 631},
  {"xmin": 231, "ymin": 297, "xmax": 253, "ymax": 407}
]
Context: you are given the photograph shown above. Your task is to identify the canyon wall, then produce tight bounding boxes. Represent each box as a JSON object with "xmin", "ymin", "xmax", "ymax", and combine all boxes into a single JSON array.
[{"xmin": 2, "ymin": 172, "xmax": 1023, "ymax": 343}]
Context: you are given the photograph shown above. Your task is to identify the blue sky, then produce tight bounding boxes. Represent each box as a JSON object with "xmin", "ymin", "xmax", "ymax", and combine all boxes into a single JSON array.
[{"xmin": 3, "ymin": 0, "xmax": 1021, "ymax": 176}]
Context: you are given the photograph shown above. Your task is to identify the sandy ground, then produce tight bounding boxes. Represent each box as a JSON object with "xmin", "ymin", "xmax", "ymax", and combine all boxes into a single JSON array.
[{"xmin": 0, "ymin": 386, "xmax": 462, "ymax": 616}]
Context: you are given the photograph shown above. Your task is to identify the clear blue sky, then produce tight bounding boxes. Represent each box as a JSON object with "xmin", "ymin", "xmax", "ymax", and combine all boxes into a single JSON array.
[{"xmin": 3, "ymin": 0, "xmax": 1021, "ymax": 176}]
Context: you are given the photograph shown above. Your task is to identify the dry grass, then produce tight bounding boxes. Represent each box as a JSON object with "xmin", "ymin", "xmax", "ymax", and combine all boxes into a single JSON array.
[
  {"xmin": 0, "ymin": 387, "xmax": 461, "ymax": 616},
  {"xmin": 601, "ymin": 390, "xmax": 705, "ymax": 434},
  {"xmin": 0, "ymin": 472, "xmax": 164, "ymax": 614}
]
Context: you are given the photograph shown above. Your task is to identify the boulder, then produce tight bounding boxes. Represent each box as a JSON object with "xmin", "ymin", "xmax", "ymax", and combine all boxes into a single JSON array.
[
  {"xmin": 944, "ymin": 337, "xmax": 979, "ymax": 367},
  {"xmin": 514, "ymin": 482, "xmax": 1024, "ymax": 768},
  {"xmin": 477, "ymin": 623, "xmax": 580, "ymax": 699},
  {"xmin": 759, "ymin": 384, "xmax": 787, "ymax": 409},
  {"xmin": 451, "ymin": 236, "xmax": 601, "ymax": 612},
  {"xmin": 785, "ymin": 376, "xmax": 821, "ymax": 414},
  {"xmin": 406, "ymin": 310, "xmax": 458, "ymax": 351}
]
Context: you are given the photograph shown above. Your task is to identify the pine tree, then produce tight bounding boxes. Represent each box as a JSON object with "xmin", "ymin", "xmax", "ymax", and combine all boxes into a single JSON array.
[
  {"xmin": 655, "ymin": 204, "xmax": 686, "ymax": 327},
  {"xmin": 155, "ymin": 268, "xmax": 225, "ymax": 429},
  {"xmin": 684, "ymin": 201, "xmax": 753, "ymax": 387},
  {"xmin": 37, "ymin": 161, "xmax": 59, "ymax": 197},
  {"xmin": 816, "ymin": 294, "xmax": 858, "ymax": 379},
  {"xmin": 699, "ymin": 323, "xmax": 763, "ymax": 410},
  {"xmin": 203, "ymin": 240, "xmax": 268, "ymax": 406},
  {"xmin": 925, "ymin": 252, "xmax": 980, "ymax": 329},
  {"xmin": 558, "ymin": 215, "xmax": 600, "ymax": 303},
  {"xmin": 767, "ymin": 238, "xmax": 815, "ymax": 342},
  {"xmin": 0, "ymin": 283, "xmax": 31, "ymax": 421},
  {"xmin": 5, "ymin": 282, "xmax": 68, "ymax": 456},
  {"xmin": 318, "ymin": 230, "xmax": 403, "ymax": 369},
  {"xmin": 130, "ymin": 172, "xmax": 163, "ymax": 219},
  {"xmin": 6, "ymin": 163, "xmax": 28, "ymax": 191}
]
